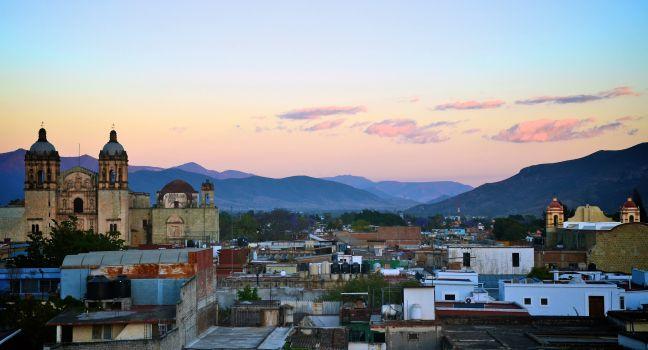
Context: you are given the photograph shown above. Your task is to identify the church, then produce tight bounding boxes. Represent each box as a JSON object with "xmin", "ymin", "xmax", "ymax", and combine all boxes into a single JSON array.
[{"xmin": 15, "ymin": 127, "xmax": 219, "ymax": 246}]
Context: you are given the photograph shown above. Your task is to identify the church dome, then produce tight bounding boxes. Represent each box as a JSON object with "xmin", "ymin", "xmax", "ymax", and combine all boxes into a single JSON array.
[
  {"xmin": 158, "ymin": 179, "xmax": 197, "ymax": 201},
  {"xmin": 28, "ymin": 128, "xmax": 57, "ymax": 156},
  {"xmin": 547, "ymin": 197, "xmax": 563, "ymax": 210},
  {"xmin": 622, "ymin": 197, "xmax": 638, "ymax": 209},
  {"xmin": 101, "ymin": 130, "xmax": 126, "ymax": 156}
]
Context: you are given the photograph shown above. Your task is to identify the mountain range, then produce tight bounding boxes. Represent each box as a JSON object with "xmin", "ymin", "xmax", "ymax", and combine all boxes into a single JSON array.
[
  {"xmin": 0, "ymin": 149, "xmax": 461, "ymax": 211},
  {"xmin": 322, "ymin": 175, "xmax": 473, "ymax": 203},
  {"xmin": 406, "ymin": 142, "xmax": 648, "ymax": 217}
]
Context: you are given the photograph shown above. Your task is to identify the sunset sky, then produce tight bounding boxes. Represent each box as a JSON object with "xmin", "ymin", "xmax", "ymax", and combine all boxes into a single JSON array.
[{"xmin": 1, "ymin": 1, "xmax": 647, "ymax": 186}]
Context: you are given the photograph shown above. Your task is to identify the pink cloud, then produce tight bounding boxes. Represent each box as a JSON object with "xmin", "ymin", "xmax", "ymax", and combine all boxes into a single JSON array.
[
  {"xmin": 516, "ymin": 86, "xmax": 639, "ymax": 105},
  {"xmin": 616, "ymin": 116, "xmax": 643, "ymax": 122},
  {"xmin": 303, "ymin": 119, "xmax": 345, "ymax": 132},
  {"xmin": 364, "ymin": 119, "xmax": 449, "ymax": 144},
  {"xmin": 435, "ymin": 100, "xmax": 504, "ymax": 111},
  {"xmin": 278, "ymin": 106, "xmax": 366, "ymax": 120},
  {"xmin": 349, "ymin": 121, "xmax": 370, "ymax": 128},
  {"xmin": 491, "ymin": 118, "xmax": 623, "ymax": 143},
  {"xmin": 463, "ymin": 128, "xmax": 481, "ymax": 134}
]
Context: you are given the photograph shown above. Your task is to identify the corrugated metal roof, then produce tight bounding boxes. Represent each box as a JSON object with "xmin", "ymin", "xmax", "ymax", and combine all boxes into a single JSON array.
[{"xmin": 61, "ymin": 248, "xmax": 207, "ymax": 268}]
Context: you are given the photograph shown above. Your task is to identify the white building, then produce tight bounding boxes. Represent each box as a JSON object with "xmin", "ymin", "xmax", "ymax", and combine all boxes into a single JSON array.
[
  {"xmin": 447, "ymin": 245, "xmax": 534, "ymax": 275},
  {"xmin": 498, "ymin": 276, "xmax": 624, "ymax": 316}
]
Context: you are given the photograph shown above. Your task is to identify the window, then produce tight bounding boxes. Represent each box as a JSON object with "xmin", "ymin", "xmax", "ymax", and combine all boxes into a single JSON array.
[
  {"xmin": 629, "ymin": 215, "xmax": 635, "ymax": 223},
  {"xmin": 620, "ymin": 296, "xmax": 625, "ymax": 309},
  {"xmin": 444, "ymin": 294, "xmax": 456, "ymax": 301},
  {"xmin": 109, "ymin": 170, "xmax": 116, "ymax": 185},
  {"xmin": 512, "ymin": 253, "xmax": 520, "ymax": 267},
  {"xmin": 143, "ymin": 220, "xmax": 148, "ymax": 228},
  {"xmin": 408, "ymin": 333, "xmax": 419, "ymax": 341},
  {"xmin": 524, "ymin": 298, "xmax": 531, "ymax": 305},
  {"xmin": 553, "ymin": 215, "xmax": 558, "ymax": 227},
  {"xmin": 37, "ymin": 170, "xmax": 45, "ymax": 185},
  {"xmin": 540, "ymin": 298, "xmax": 548, "ymax": 306},
  {"xmin": 109, "ymin": 224, "xmax": 118, "ymax": 233},
  {"xmin": 73, "ymin": 198, "xmax": 84, "ymax": 213},
  {"xmin": 463, "ymin": 252, "xmax": 471, "ymax": 267},
  {"xmin": 92, "ymin": 325, "xmax": 112, "ymax": 340}
]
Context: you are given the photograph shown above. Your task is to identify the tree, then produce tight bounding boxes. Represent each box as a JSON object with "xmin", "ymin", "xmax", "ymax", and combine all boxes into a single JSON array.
[
  {"xmin": 235, "ymin": 211, "xmax": 259, "ymax": 241},
  {"xmin": 492, "ymin": 217, "xmax": 527, "ymax": 241},
  {"xmin": 219, "ymin": 212, "xmax": 234, "ymax": 241},
  {"xmin": 9, "ymin": 216, "xmax": 124, "ymax": 268},
  {"xmin": 527, "ymin": 266, "xmax": 552, "ymax": 280},
  {"xmin": 237, "ymin": 285, "xmax": 261, "ymax": 301},
  {"xmin": 351, "ymin": 219, "xmax": 371, "ymax": 232}
]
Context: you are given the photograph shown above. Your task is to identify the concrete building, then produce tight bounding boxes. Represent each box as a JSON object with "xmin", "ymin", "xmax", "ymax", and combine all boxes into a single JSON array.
[
  {"xmin": 498, "ymin": 276, "xmax": 624, "ymax": 316},
  {"xmin": 403, "ymin": 287, "xmax": 435, "ymax": 321},
  {"xmin": 60, "ymin": 248, "xmax": 213, "ymax": 305},
  {"xmin": 1, "ymin": 127, "xmax": 219, "ymax": 245},
  {"xmin": 446, "ymin": 245, "xmax": 534, "ymax": 275}
]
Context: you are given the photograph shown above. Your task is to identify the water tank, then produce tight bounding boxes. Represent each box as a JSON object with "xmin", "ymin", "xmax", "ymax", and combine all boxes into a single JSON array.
[
  {"xmin": 113, "ymin": 275, "xmax": 131, "ymax": 298},
  {"xmin": 410, "ymin": 303, "xmax": 422, "ymax": 320},
  {"xmin": 321, "ymin": 262, "xmax": 331, "ymax": 275},
  {"xmin": 298, "ymin": 263, "xmax": 309, "ymax": 272},
  {"xmin": 351, "ymin": 263, "xmax": 360, "ymax": 274},
  {"xmin": 361, "ymin": 261, "xmax": 371, "ymax": 274},
  {"xmin": 86, "ymin": 275, "xmax": 113, "ymax": 300},
  {"xmin": 280, "ymin": 270, "xmax": 287, "ymax": 277},
  {"xmin": 331, "ymin": 262, "xmax": 340, "ymax": 274},
  {"xmin": 341, "ymin": 262, "xmax": 350, "ymax": 274}
]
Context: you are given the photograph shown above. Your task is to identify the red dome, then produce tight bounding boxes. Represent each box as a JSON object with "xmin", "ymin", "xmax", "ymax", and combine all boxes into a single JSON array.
[
  {"xmin": 623, "ymin": 197, "xmax": 638, "ymax": 209},
  {"xmin": 547, "ymin": 198, "xmax": 563, "ymax": 210}
]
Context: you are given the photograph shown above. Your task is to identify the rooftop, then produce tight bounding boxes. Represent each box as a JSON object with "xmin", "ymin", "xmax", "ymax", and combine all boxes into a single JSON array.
[
  {"xmin": 185, "ymin": 326, "xmax": 291, "ymax": 350},
  {"xmin": 61, "ymin": 248, "xmax": 208, "ymax": 268}
]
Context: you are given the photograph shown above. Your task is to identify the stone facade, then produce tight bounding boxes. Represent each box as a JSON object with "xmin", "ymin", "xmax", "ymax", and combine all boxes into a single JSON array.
[
  {"xmin": 7, "ymin": 127, "xmax": 219, "ymax": 245},
  {"xmin": 588, "ymin": 223, "xmax": 648, "ymax": 273}
]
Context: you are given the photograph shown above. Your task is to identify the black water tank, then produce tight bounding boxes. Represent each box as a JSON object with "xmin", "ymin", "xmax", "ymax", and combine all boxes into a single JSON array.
[
  {"xmin": 113, "ymin": 275, "xmax": 131, "ymax": 298},
  {"xmin": 351, "ymin": 263, "xmax": 360, "ymax": 274},
  {"xmin": 298, "ymin": 263, "xmax": 309, "ymax": 272},
  {"xmin": 361, "ymin": 261, "xmax": 370, "ymax": 274},
  {"xmin": 331, "ymin": 262, "xmax": 340, "ymax": 274},
  {"xmin": 341, "ymin": 262, "xmax": 350, "ymax": 274},
  {"xmin": 86, "ymin": 275, "xmax": 113, "ymax": 300}
]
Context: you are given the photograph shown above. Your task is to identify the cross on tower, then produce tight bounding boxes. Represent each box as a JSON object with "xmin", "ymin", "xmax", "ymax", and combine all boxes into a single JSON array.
[
  {"xmin": 111, "ymin": 123, "xmax": 115, "ymax": 130},
  {"xmin": 41, "ymin": 121, "xmax": 44, "ymax": 128}
]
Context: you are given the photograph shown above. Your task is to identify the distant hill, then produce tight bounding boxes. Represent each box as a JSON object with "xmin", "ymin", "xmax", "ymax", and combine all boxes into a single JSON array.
[
  {"xmin": 406, "ymin": 143, "xmax": 648, "ymax": 217},
  {"xmin": 0, "ymin": 149, "xmax": 412, "ymax": 211},
  {"xmin": 172, "ymin": 162, "xmax": 253, "ymax": 179},
  {"xmin": 323, "ymin": 175, "xmax": 472, "ymax": 203},
  {"xmin": 128, "ymin": 170, "xmax": 408, "ymax": 211}
]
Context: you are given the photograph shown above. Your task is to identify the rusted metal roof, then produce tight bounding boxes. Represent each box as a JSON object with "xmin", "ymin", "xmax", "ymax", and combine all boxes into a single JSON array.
[{"xmin": 61, "ymin": 248, "xmax": 207, "ymax": 268}]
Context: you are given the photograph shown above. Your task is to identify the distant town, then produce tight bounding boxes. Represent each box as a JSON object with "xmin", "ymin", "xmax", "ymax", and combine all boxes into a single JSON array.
[{"xmin": 0, "ymin": 127, "xmax": 646, "ymax": 350}]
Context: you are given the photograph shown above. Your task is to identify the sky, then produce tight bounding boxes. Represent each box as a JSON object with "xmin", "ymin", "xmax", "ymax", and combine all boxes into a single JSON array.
[{"xmin": 1, "ymin": 1, "xmax": 647, "ymax": 186}]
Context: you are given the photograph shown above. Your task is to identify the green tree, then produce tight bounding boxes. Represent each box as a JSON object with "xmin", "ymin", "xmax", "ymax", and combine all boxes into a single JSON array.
[
  {"xmin": 351, "ymin": 219, "xmax": 371, "ymax": 232},
  {"xmin": 235, "ymin": 211, "xmax": 259, "ymax": 241},
  {"xmin": 527, "ymin": 266, "xmax": 552, "ymax": 280},
  {"xmin": 10, "ymin": 216, "xmax": 124, "ymax": 268},
  {"xmin": 219, "ymin": 211, "xmax": 234, "ymax": 241},
  {"xmin": 492, "ymin": 217, "xmax": 527, "ymax": 241},
  {"xmin": 237, "ymin": 285, "xmax": 261, "ymax": 301}
]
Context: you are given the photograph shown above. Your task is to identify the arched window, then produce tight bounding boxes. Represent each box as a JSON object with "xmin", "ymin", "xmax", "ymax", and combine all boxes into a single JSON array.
[
  {"xmin": 629, "ymin": 215, "xmax": 635, "ymax": 223},
  {"xmin": 37, "ymin": 170, "xmax": 45, "ymax": 185},
  {"xmin": 553, "ymin": 215, "xmax": 558, "ymax": 227},
  {"xmin": 205, "ymin": 194, "xmax": 210, "ymax": 206},
  {"xmin": 109, "ymin": 170, "xmax": 116, "ymax": 185},
  {"xmin": 73, "ymin": 198, "xmax": 84, "ymax": 213}
]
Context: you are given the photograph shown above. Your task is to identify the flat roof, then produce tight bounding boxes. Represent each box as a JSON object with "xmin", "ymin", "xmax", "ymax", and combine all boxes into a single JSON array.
[{"xmin": 186, "ymin": 326, "xmax": 291, "ymax": 350}]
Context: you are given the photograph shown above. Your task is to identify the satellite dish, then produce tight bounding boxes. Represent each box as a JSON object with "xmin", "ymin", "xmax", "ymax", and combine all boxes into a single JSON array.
[{"xmin": 465, "ymin": 297, "xmax": 472, "ymax": 304}]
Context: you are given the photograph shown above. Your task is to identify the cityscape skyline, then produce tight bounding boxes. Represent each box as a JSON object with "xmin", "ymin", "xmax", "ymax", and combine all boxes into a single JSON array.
[{"xmin": 2, "ymin": 1, "xmax": 647, "ymax": 186}]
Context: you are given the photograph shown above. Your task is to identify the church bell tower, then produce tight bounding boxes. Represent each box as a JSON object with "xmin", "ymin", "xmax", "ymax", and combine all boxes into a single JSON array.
[
  {"xmin": 24, "ymin": 127, "xmax": 60, "ymax": 237},
  {"xmin": 97, "ymin": 129, "xmax": 130, "ymax": 241}
]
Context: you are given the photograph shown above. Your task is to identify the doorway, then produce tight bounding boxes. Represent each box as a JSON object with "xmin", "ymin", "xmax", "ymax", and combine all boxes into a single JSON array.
[{"xmin": 588, "ymin": 296, "xmax": 605, "ymax": 317}]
